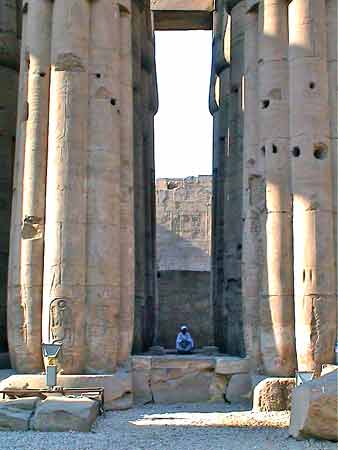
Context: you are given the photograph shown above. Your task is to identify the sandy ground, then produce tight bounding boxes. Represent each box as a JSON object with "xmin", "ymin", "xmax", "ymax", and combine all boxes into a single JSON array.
[{"xmin": 0, "ymin": 402, "xmax": 336, "ymax": 450}]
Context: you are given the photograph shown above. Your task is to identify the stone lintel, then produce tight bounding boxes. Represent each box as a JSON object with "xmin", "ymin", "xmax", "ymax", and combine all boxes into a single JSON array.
[{"xmin": 151, "ymin": 0, "xmax": 214, "ymax": 30}]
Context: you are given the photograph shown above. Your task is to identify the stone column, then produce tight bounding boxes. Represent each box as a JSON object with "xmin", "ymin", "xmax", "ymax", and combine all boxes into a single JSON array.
[
  {"xmin": 326, "ymin": 0, "xmax": 338, "ymax": 311},
  {"xmin": 8, "ymin": 0, "xmax": 136, "ymax": 374},
  {"xmin": 242, "ymin": 1, "xmax": 265, "ymax": 372},
  {"xmin": 289, "ymin": 0, "xmax": 336, "ymax": 373},
  {"xmin": 210, "ymin": 0, "xmax": 228, "ymax": 350},
  {"xmin": 117, "ymin": 0, "xmax": 134, "ymax": 365},
  {"xmin": 132, "ymin": 0, "xmax": 147, "ymax": 353},
  {"xmin": 85, "ymin": 0, "xmax": 121, "ymax": 373},
  {"xmin": 223, "ymin": 0, "xmax": 246, "ymax": 356},
  {"xmin": 42, "ymin": 0, "xmax": 90, "ymax": 374},
  {"xmin": 8, "ymin": 0, "xmax": 51, "ymax": 373},
  {"xmin": 0, "ymin": 0, "xmax": 19, "ymax": 355},
  {"xmin": 258, "ymin": 0, "xmax": 296, "ymax": 376}
]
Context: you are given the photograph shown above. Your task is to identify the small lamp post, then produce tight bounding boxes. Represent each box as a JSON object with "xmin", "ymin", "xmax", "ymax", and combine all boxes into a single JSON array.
[{"xmin": 42, "ymin": 342, "xmax": 62, "ymax": 390}]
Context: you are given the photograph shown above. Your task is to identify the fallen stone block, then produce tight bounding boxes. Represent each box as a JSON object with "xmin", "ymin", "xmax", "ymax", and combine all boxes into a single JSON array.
[
  {"xmin": 31, "ymin": 395, "xmax": 99, "ymax": 432},
  {"xmin": 289, "ymin": 371, "xmax": 338, "ymax": 442},
  {"xmin": 253, "ymin": 378, "xmax": 295, "ymax": 411},
  {"xmin": 0, "ymin": 405, "xmax": 32, "ymax": 431}
]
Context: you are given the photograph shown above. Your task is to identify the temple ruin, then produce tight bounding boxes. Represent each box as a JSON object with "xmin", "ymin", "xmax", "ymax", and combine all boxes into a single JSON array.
[{"xmin": 0, "ymin": 0, "xmax": 336, "ymax": 408}]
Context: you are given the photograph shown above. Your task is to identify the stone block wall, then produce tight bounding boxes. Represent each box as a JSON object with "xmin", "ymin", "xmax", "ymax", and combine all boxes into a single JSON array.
[
  {"xmin": 158, "ymin": 271, "xmax": 212, "ymax": 348},
  {"xmin": 156, "ymin": 176, "xmax": 213, "ymax": 348}
]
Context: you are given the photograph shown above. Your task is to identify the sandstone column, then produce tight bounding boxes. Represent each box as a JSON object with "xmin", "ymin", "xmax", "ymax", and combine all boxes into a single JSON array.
[
  {"xmin": 210, "ymin": 0, "xmax": 229, "ymax": 350},
  {"xmin": 118, "ymin": 0, "xmax": 135, "ymax": 364},
  {"xmin": 258, "ymin": 0, "xmax": 296, "ymax": 376},
  {"xmin": 0, "ymin": 0, "xmax": 19, "ymax": 355},
  {"xmin": 326, "ymin": 0, "xmax": 338, "ymax": 312},
  {"xmin": 242, "ymin": 1, "xmax": 265, "ymax": 372},
  {"xmin": 223, "ymin": 0, "xmax": 246, "ymax": 355},
  {"xmin": 85, "ymin": 0, "xmax": 121, "ymax": 373},
  {"xmin": 7, "ymin": 0, "xmax": 51, "ymax": 373},
  {"xmin": 42, "ymin": 0, "xmax": 90, "ymax": 374},
  {"xmin": 132, "ymin": 0, "xmax": 147, "ymax": 353},
  {"xmin": 289, "ymin": 0, "xmax": 336, "ymax": 373}
]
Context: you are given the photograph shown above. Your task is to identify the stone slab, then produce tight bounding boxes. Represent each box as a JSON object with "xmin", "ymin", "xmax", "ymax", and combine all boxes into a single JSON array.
[
  {"xmin": 0, "ymin": 370, "xmax": 133, "ymax": 411},
  {"xmin": 215, "ymin": 357, "xmax": 250, "ymax": 375},
  {"xmin": 31, "ymin": 395, "xmax": 98, "ymax": 432},
  {"xmin": 226, "ymin": 373, "xmax": 252, "ymax": 402},
  {"xmin": 0, "ymin": 405, "xmax": 32, "ymax": 431},
  {"xmin": 152, "ymin": 4, "xmax": 213, "ymax": 30},
  {"xmin": 321, "ymin": 364, "xmax": 338, "ymax": 376},
  {"xmin": 151, "ymin": 355, "xmax": 215, "ymax": 370},
  {"xmin": 289, "ymin": 372, "xmax": 338, "ymax": 442}
]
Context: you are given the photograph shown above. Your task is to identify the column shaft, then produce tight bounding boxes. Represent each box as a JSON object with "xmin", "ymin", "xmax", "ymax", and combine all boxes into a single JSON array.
[
  {"xmin": 85, "ymin": 0, "xmax": 121, "ymax": 373},
  {"xmin": 258, "ymin": 0, "xmax": 296, "ymax": 376},
  {"xmin": 118, "ymin": 1, "xmax": 134, "ymax": 364},
  {"xmin": 289, "ymin": 0, "xmax": 336, "ymax": 373},
  {"xmin": 242, "ymin": 4, "xmax": 265, "ymax": 372},
  {"xmin": 42, "ymin": 0, "xmax": 90, "ymax": 373}
]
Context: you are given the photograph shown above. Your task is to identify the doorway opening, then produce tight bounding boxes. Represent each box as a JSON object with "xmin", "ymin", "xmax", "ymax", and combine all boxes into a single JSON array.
[{"xmin": 154, "ymin": 30, "xmax": 214, "ymax": 352}]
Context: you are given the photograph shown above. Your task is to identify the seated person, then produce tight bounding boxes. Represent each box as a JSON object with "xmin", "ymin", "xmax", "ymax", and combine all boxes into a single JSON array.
[{"xmin": 176, "ymin": 325, "xmax": 194, "ymax": 354}]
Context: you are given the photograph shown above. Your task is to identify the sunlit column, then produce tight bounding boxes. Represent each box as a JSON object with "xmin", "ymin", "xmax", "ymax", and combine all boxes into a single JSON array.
[
  {"xmin": 42, "ymin": 0, "xmax": 91, "ymax": 374},
  {"xmin": 289, "ymin": 0, "xmax": 336, "ymax": 373},
  {"xmin": 258, "ymin": 0, "xmax": 296, "ymax": 376},
  {"xmin": 242, "ymin": 2, "xmax": 265, "ymax": 372},
  {"xmin": 85, "ymin": 0, "xmax": 121, "ymax": 373}
]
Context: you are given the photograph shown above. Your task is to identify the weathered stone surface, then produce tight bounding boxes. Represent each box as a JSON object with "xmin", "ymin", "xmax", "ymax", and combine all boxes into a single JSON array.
[
  {"xmin": 151, "ymin": 367, "xmax": 214, "ymax": 403},
  {"xmin": 226, "ymin": 374, "xmax": 252, "ymax": 402},
  {"xmin": 215, "ymin": 357, "xmax": 249, "ymax": 375},
  {"xmin": 0, "ymin": 405, "xmax": 32, "ymax": 431},
  {"xmin": 289, "ymin": 372, "xmax": 338, "ymax": 442},
  {"xmin": 31, "ymin": 395, "xmax": 98, "ymax": 432},
  {"xmin": 151, "ymin": 1, "xmax": 214, "ymax": 31},
  {"xmin": 151, "ymin": 355, "xmax": 215, "ymax": 370},
  {"xmin": 0, "ymin": 396, "xmax": 40, "ymax": 410},
  {"xmin": 209, "ymin": 374, "xmax": 229, "ymax": 401},
  {"xmin": 253, "ymin": 378, "xmax": 295, "ymax": 412}
]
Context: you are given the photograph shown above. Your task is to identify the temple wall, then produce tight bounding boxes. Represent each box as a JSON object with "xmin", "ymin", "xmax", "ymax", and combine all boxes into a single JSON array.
[{"xmin": 156, "ymin": 176, "xmax": 213, "ymax": 348}]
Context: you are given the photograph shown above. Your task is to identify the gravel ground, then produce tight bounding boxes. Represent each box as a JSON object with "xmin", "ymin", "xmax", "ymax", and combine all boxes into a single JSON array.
[{"xmin": 0, "ymin": 402, "xmax": 336, "ymax": 450}]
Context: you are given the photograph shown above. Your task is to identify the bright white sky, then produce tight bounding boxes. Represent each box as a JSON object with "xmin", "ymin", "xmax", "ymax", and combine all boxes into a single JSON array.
[{"xmin": 154, "ymin": 31, "xmax": 213, "ymax": 179}]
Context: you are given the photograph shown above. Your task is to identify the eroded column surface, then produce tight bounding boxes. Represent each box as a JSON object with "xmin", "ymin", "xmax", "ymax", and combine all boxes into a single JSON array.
[
  {"xmin": 133, "ymin": 0, "xmax": 157, "ymax": 352},
  {"xmin": 210, "ymin": 0, "xmax": 228, "ymax": 351},
  {"xmin": 42, "ymin": 0, "xmax": 90, "ymax": 374},
  {"xmin": 85, "ymin": 0, "xmax": 121, "ymax": 373},
  {"xmin": 242, "ymin": 2, "xmax": 265, "ymax": 372},
  {"xmin": 0, "ymin": 0, "xmax": 19, "ymax": 354},
  {"xmin": 326, "ymin": 0, "xmax": 338, "ymax": 309},
  {"xmin": 289, "ymin": 0, "xmax": 336, "ymax": 373},
  {"xmin": 258, "ymin": 0, "xmax": 296, "ymax": 376},
  {"xmin": 118, "ymin": 0, "xmax": 135, "ymax": 365},
  {"xmin": 8, "ymin": 1, "xmax": 49, "ymax": 372},
  {"xmin": 223, "ymin": 0, "xmax": 246, "ymax": 356}
]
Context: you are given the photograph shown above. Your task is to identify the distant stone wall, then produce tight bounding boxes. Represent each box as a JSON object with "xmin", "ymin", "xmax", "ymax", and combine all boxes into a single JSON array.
[
  {"xmin": 156, "ymin": 176, "xmax": 212, "ymax": 271},
  {"xmin": 156, "ymin": 176, "xmax": 213, "ymax": 348},
  {"xmin": 157, "ymin": 271, "xmax": 213, "ymax": 348}
]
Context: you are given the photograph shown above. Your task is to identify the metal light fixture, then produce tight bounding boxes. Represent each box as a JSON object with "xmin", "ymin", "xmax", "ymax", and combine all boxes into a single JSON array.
[
  {"xmin": 295, "ymin": 370, "xmax": 315, "ymax": 386},
  {"xmin": 42, "ymin": 342, "xmax": 62, "ymax": 390}
]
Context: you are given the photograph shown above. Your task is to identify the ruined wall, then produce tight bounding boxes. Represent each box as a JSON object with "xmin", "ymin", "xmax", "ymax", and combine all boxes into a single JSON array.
[
  {"xmin": 156, "ymin": 176, "xmax": 213, "ymax": 348},
  {"xmin": 0, "ymin": 0, "xmax": 21, "ymax": 352}
]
